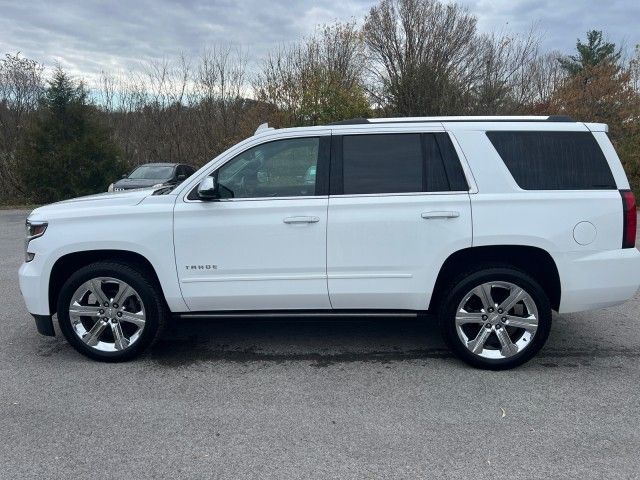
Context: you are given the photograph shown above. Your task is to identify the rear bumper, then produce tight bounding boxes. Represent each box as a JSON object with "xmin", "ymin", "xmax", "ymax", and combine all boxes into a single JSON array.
[{"xmin": 556, "ymin": 248, "xmax": 640, "ymax": 313}]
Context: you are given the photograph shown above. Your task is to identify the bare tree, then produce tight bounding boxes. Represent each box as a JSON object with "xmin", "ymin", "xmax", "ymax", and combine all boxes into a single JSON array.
[
  {"xmin": 0, "ymin": 53, "xmax": 44, "ymax": 199},
  {"xmin": 472, "ymin": 29, "xmax": 541, "ymax": 114},
  {"xmin": 630, "ymin": 44, "xmax": 640, "ymax": 92},
  {"xmin": 194, "ymin": 45, "xmax": 250, "ymax": 151},
  {"xmin": 363, "ymin": 0, "xmax": 482, "ymax": 115},
  {"xmin": 96, "ymin": 47, "xmax": 253, "ymax": 170},
  {"xmin": 525, "ymin": 51, "xmax": 566, "ymax": 111},
  {"xmin": 255, "ymin": 23, "xmax": 370, "ymax": 126}
]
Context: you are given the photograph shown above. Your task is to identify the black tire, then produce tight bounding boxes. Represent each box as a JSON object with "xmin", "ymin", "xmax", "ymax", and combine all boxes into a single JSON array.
[
  {"xmin": 57, "ymin": 261, "xmax": 168, "ymax": 362},
  {"xmin": 438, "ymin": 266, "xmax": 552, "ymax": 370}
]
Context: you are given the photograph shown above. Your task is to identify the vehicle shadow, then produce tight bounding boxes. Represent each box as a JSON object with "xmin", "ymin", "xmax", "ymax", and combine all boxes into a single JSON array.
[
  {"xmin": 149, "ymin": 316, "xmax": 451, "ymax": 367},
  {"xmin": 146, "ymin": 308, "xmax": 640, "ymax": 368}
]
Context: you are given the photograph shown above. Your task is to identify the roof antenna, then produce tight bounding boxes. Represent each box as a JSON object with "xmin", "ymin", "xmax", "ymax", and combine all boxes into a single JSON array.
[{"xmin": 255, "ymin": 123, "xmax": 274, "ymax": 135}]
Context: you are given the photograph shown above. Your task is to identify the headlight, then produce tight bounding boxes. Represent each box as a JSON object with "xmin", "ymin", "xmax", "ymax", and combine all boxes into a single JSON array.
[
  {"xmin": 25, "ymin": 220, "xmax": 47, "ymax": 262},
  {"xmin": 108, "ymin": 183, "xmax": 114, "ymax": 192}
]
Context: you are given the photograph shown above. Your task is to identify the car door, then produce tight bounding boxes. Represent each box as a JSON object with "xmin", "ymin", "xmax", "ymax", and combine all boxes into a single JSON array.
[
  {"xmin": 327, "ymin": 127, "xmax": 473, "ymax": 310},
  {"xmin": 174, "ymin": 134, "xmax": 331, "ymax": 311}
]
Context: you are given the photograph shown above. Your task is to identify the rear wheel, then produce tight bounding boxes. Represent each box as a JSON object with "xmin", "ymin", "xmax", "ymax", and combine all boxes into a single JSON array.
[
  {"xmin": 438, "ymin": 267, "xmax": 552, "ymax": 370},
  {"xmin": 57, "ymin": 262, "xmax": 167, "ymax": 361}
]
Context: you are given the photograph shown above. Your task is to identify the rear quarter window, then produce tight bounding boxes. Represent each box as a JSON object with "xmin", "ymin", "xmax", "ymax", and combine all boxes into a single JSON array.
[{"xmin": 486, "ymin": 131, "xmax": 616, "ymax": 190}]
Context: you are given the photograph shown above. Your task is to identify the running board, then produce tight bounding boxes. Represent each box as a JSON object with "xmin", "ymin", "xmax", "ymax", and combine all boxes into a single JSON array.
[{"xmin": 177, "ymin": 310, "xmax": 422, "ymax": 320}]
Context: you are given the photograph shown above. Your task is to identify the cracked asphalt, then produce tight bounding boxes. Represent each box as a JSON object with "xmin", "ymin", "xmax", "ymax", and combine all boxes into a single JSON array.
[{"xmin": 1, "ymin": 209, "xmax": 639, "ymax": 479}]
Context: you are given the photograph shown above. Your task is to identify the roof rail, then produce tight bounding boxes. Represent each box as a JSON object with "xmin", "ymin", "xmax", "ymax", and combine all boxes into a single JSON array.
[
  {"xmin": 329, "ymin": 117, "xmax": 370, "ymax": 125},
  {"xmin": 329, "ymin": 115, "xmax": 575, "ymax": 125}
]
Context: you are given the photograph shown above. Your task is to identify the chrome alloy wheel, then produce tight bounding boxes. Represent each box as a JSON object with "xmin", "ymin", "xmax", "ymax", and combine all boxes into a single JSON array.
[
  {"xmin": 455, "ymin": 281, "xmax": 539, "ymax": 360},
  {"xmin": 68, "ymin": 277, "xmax": 146, "ymax": 352}
]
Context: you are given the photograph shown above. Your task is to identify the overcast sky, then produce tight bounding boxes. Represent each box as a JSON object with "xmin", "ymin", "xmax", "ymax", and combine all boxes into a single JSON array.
[{"xmin": 0, "ymin": 0, "xmax": 638, "ymax": 80}]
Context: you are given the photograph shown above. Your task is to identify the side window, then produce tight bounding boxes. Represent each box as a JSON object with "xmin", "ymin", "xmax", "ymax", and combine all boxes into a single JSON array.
[
  {"xmin": 217, "ymin": 137, "xmax": 321, "ymax": 199},
  {"xmin": 435, "ymin": 133, "xmax": 469, "ymax": 191},
  {"xmin": 340, "ymin": 133, "xmax": 468, "ymax": 195},
  {"xmin": 342, "ymin": 134, "xmax": 423, "ymax": 194},
  {"xmin": 486, "ymin": 131, "xmax": 616, "ymax": 190},
  {"xmin": 423, "ymin": 134, "xmax": 450, "ymax": 192}
]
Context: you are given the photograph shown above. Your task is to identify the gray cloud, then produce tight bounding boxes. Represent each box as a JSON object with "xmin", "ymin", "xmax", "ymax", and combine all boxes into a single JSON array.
[
  {"xmin": 0, "ymin": 0, "xmax": 374, "ymax": 78},
  {"xmin": 464, "ymin": 0, "xmax": 640, "ymax": 54},
  {"xmin": 0, "ymin": 0, "xmax": 637, "ymax": 80}
]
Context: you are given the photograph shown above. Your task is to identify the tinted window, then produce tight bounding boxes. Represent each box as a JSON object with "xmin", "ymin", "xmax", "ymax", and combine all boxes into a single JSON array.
[
  {"xmin": 486, "ymin": 131, "xmax": 616, "ymax": 190},
  {"xmin": 424, "ymin": 134, "xmax": 449, "ymax": 192},
  {"xmin": 340, "ymin": 133, "xmax": 468, "ymax": 195},
  {"xmin": 342, "ymin": 134, "xmax": 423, "ymax": 194},
  {"xmin": 436, "ymin": 133, "xmax": 468, "ymax": 191},
  {"xmin": 178, "ymin": 165, "xmax": 194, "ymax": 177},
  {"xmin": 217, "ymin": 137, "xmax": 320, "ymax": 198}
]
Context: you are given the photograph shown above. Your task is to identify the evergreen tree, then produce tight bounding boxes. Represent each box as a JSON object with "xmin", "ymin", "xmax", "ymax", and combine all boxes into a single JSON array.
[
  {"xmin": 16, "ymin": 67, "xmax": 125, "ymax": 203},
  {"xmin": 559, "ymin": 30, "xmax": 621, "ymax": 75}
]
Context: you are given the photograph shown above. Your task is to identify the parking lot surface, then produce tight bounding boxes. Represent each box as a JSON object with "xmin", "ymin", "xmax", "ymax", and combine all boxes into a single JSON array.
[{"xmin": 1, "ymin": 209, "xmax": 639, "ymax": 479}]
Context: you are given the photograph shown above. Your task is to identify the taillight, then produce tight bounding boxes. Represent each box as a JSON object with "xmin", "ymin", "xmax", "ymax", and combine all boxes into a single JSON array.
[{"xmin": 620, "ymin": 190, "xmax": 637, "ymax": 248}]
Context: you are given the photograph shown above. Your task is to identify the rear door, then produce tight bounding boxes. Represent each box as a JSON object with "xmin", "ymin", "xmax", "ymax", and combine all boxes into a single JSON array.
[{"xmin": 326, "ymin": 127, "xmax": 473, "ymax": 310}]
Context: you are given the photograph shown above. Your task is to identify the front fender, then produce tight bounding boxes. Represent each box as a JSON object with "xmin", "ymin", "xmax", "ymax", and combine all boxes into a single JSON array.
[{"xmin": 21, "ymin": 199, "xmax": 187, "ymax": 315}]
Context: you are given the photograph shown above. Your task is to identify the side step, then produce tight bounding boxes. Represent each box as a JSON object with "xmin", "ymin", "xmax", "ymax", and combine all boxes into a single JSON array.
[{"xmin": 177, "ymin": 310, "xmax": 424, "ymax": 320}]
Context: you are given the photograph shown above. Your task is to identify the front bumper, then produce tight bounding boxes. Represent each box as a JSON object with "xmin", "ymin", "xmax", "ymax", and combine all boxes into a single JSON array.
[
  {"xmin": 32, "ymin": 314, "xmax": 55, "ymax": 336},
  {"xmin": 18, "ymin": 256, "xmax": 50, "ymax": 316},
  {"xmin": 20, "ymin": 258, "xmax": 56, "ymax": 336}
]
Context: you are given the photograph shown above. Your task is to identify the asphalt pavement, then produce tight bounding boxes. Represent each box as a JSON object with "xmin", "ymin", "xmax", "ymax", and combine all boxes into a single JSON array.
[{"xmin": 1, "ymin": 209, "xmax": 639, "ymax": 479}]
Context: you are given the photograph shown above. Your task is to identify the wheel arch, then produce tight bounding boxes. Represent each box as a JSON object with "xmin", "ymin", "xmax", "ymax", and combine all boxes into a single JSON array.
[
  {"xmin": 430, "ymin": 245, "xmax": 561, "ymax": 312},
  {"xmin": 48, "ymin": 250, "xmax": 165, "ymax": 315}
]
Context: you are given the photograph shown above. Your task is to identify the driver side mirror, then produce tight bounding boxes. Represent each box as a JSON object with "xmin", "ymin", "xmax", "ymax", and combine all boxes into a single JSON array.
[{"xmin": 197, "ymin": 176, "xmax": 220, "ymax": 201}]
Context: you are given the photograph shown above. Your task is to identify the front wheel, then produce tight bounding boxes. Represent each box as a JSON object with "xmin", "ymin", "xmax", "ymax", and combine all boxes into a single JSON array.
[
  {"xmin": 438, "ymin": 267, "xmax": 552, "ymax": 370},
  {"xmin": 57, "ymin": 262, "xmax": 167, "ymax": 362}
]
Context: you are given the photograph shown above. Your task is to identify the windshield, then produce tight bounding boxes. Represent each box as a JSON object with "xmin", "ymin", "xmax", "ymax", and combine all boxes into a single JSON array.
[{"xmin": 128, "ymin": 165, "xmax": 174, "ymax": 180}]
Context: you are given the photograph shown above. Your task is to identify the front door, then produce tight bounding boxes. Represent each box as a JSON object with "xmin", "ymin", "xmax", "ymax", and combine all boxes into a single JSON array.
[{"xmin": 174, "ymin": 135, "xmax": 331, "ymax": 311}]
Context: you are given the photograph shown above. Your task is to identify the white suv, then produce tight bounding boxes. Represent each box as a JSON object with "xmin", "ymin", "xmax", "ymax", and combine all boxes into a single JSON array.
[{"xmin": 19, "ymin": 116, "xmax": 640, "ymax": 369}]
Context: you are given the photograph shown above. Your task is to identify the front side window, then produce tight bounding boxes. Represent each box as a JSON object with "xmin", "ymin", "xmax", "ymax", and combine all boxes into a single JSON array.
[{"xmin": 217, "ymin": 137, "xmax": 321, "ymax": 199}]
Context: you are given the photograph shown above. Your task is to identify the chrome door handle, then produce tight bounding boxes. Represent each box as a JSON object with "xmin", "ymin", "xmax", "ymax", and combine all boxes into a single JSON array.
[
  {"xmin": 421, "ymin": 211, "xmax": 460, "ymax": 219},
  {"xmin": 283, "ymin": 216, "xmax": 320, "ymax": 224}
]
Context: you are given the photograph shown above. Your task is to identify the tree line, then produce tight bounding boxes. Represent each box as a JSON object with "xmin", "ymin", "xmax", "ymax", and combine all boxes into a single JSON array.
[{"xmin": 1, "ymin": 0, "xmax": 639, "ymax": 204}]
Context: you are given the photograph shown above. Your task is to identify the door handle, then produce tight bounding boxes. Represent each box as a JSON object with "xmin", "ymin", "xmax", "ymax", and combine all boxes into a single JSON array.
[
  {"xmin": 283, "ymin": 216, "xmax": 320, "ymax": 224},
  {"xmin": 421, "ymin": 211, "xmax": 460, "ymax": 219}
]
